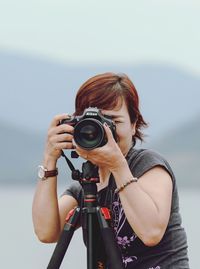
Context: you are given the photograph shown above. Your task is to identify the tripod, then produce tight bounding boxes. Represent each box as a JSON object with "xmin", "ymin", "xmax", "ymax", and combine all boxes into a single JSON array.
[{"xmin": 47, "ymin": 159, "xmax": 124, "ymax": 269}]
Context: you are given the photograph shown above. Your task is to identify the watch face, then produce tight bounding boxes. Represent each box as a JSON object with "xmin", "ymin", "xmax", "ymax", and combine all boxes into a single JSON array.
[{"xmin": 38, "ymin": 166, "xmax": 45, "ymax": 179}]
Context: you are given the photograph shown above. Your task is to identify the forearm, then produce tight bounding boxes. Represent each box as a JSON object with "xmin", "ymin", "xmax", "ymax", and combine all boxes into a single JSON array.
[
  {"xmin": 32, "ymin": 159, "xmax": 60, "ymax": 243},
  {"xmin": 112, "ymin": 162, "xmax": 164, "ymax": 246},
  {"xmin": 32, "ymin": 114, "xmax": 75, "ymax": 242}
]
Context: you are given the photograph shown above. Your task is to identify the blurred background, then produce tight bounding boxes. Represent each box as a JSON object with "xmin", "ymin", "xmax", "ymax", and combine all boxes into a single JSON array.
[{"xmin": 0, "ymin": 0, "xmax": 199, "ymax": 268}]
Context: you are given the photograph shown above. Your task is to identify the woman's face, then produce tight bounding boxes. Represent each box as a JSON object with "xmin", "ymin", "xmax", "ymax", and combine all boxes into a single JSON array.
[{"xmin": 101, "ymin": 99, "xmax": 136, "ymax": 156}]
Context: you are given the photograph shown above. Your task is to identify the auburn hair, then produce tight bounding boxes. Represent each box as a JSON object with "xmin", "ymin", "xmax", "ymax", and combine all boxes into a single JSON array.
[{"xmin": 74, "ymin": 72, "xmax": 147, "ymax": 143}]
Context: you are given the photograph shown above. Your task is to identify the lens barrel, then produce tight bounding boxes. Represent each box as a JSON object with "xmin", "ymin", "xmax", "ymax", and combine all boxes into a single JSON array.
[{"xmin": 73, "ymin": 118, "xmax": 106, "ymax": 150}]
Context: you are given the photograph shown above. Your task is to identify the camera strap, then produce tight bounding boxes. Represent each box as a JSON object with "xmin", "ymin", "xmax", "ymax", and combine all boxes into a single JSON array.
[{"xmin": 61, "ymin": 150, "xmax": 76, "ymax": 172}]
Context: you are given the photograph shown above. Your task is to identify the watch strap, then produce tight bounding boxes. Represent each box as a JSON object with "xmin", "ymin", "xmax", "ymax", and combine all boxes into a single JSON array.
[
  {"xmin": 38, "ymin": 165, "xmax": 58, "ymax": 180},
  {"xmin": 44, "ymin": 168, "xmax": 58, "ymax": 178}
]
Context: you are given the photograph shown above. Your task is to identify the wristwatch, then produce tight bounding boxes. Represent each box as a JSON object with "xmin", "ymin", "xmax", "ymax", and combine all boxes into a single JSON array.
[{"xmin": 38, "ymin": 165, "xmax": 58, "ymax": 180}]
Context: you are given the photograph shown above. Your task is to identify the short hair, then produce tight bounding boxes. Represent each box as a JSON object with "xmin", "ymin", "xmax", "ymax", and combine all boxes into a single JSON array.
[{"xmin": 74, "ymin": 72, "xmax": 147, "ymax": 143}]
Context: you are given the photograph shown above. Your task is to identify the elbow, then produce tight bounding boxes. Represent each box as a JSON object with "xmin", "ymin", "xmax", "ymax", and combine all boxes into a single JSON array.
[
  {"xmin": 34, "ymin": 228, "xmax": 60, "ymax": 244},
  {"xmin": 37, "ymin": 235, "xmax": 58, "ymax": 244},
  {"xmin": 142, "ymin": 236, "xmax": 161, "ymax": 247},
  {"xmin": 32, "ymin": 217, "xmax": 61, "ymax": 243},
  {"xmin": 140, "ymin": 229, "xmax": 164, "ymax": 247}
]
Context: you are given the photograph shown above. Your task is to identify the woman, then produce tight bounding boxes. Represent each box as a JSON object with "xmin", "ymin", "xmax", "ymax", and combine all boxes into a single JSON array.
[{"xmin": 32, "ymin": 72, "xmax": 189, "ymax": 268}]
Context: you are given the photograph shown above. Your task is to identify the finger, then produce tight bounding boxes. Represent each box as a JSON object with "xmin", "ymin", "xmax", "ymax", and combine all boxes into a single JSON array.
[
  {"xmin": 51, "ymin": 133, "xmax": 73, "ymax": 143},
  {"xmin": 74, "ymin": 145, "xmax": 88, "ymax": 158},
  {"xmin": 103, "ymin": 123, "xmax": 114, "ymax": 141},
  {"xmin": 72, "ymin": 139, "xmax": 77, "ymax": 148},
  {"xmin": 50, "ymin": 114, "xmax": 70, "ymax": 128},
  {"xmin": 72, "ymin": 141, "xmax": 90, "ymax": 152},
  {"xmin": 74, "ymin": 149, "xmax": 85, "ymax": 159},
  {"xmin": 74, "ymin": 147, "xmax": 86, "ymax": 156},
  {"xmin": 56, "ymin": 123, "xmax": 74, "ymax": 134},
  {"xmin": 54, "ymin": 142, "xmax": 74, "ymax": 150},
  {"xmin": 48, "ymin": 123, "xmax": 74, "ymax": 137},
  {"xmin": 71, "ymin": 139, "xmax": 77, "ymax": 149}
]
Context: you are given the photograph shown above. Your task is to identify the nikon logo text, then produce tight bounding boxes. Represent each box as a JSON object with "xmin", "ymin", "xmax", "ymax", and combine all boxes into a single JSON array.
[{"xmin": 86, "ymin": 112, "xmax": 97, "ymax": 116}]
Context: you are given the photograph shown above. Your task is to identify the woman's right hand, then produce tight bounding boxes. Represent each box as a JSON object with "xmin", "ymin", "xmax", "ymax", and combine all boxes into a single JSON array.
[{"xmin": 43, "ymin": 114, "xmax": 74, "ymax": 162}]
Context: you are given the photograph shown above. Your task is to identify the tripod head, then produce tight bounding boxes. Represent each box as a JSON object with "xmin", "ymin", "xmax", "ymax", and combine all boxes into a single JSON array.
[
  {"xmin": 61, "ymin": 150, "xmax": 100, "ymax": 202},
  {"xmin": 73, "ymin": 160, "xmax": 99, "ymax": 183},
  {"xmin": 61, "ymin": 150, "xmax": 99, "ymax": 184}
]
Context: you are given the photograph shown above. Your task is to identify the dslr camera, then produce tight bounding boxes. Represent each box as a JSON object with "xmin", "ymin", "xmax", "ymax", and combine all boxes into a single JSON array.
[{"xmin": 61, "ymin": 107, "xmax": 117, "ymax": 150}]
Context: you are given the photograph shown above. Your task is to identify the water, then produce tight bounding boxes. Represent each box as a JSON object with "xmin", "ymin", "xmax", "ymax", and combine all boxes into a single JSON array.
[{"xmin": 0, "ymin": 186, "xmax": 198, "ymax": 268}]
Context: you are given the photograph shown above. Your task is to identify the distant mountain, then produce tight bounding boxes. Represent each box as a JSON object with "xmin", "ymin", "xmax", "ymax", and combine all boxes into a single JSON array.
[
  {"xmin": 0, "ymin": 115, "xmax": 199, "ymax": 188},
  {"xmin": 150, "ymin": 115, "xmax": 200, "ymax": 188},
  {"xmin": 0, "ymin": 50, "xmax": 200, "ymax": 144}
]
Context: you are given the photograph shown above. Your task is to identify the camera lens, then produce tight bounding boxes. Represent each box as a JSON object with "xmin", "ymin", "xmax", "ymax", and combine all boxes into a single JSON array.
[{"xmin": 74, "ymin": 119, "xmax": 105, "ymax": 150}]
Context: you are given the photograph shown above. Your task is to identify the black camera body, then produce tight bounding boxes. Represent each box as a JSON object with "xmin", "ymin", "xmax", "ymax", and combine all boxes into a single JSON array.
[{"xmin": 61, "ymin": 107, "xmax": 117, "ymax": 150}]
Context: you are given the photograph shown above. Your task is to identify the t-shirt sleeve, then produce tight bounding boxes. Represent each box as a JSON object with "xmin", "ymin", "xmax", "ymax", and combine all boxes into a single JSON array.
[
  {"xmin": 129, "ymin": 149, "xmax": 175, "ymax": 183},
  {"xmin": 61, "ymin": 181, "xmax": 83, "ymax": 204}
]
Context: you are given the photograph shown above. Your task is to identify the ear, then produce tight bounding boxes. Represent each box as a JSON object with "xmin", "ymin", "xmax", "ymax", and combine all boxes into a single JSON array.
[{"xmin": 131, "ymin": 122, "xmax": 137, "ymax": 136}]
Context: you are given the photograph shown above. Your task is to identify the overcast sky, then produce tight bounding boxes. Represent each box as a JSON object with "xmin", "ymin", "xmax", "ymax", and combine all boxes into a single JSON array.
[{"xmin": 0, "ymin": 0, "xmax": 200, "ymax": 75}]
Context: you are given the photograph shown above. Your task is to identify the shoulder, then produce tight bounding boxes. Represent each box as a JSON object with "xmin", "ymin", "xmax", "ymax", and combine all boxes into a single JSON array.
[
  {"xmin": 127, "ymin": 147, "xmax": 167, "ymax": 166},
  {"xmin": 61, "ymin": 181, "xmax": 83, "ymax": 203},
  {"xmin": 127, "ymin": 147, "xmax": 175, "ymax": 181}
]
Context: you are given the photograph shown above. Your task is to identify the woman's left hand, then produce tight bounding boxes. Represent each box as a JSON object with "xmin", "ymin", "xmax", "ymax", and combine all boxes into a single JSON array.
[{"xmin": 74, "ymin": 123, "xmax": 127, "ymax": 172}]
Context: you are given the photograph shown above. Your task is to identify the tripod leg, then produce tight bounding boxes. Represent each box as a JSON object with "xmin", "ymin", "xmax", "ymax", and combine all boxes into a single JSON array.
[
  {"xmin": 87, "ymin": 211, "xmax": 97, "ymax": 269},
  {"xmin": 82, "ymin": 207, "xmax": 104, "ymax": 269},
  {"xmin": 47, "ymin": 207, "xmax": 81, "ymax": 269},
  {"xmin": 96, "ymin": 207, "xmax": 124, "ymax": 269}
]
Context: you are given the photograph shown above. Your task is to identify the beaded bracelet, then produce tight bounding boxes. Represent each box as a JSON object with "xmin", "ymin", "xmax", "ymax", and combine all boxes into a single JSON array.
[{"xmin": 114, "ymin": 177, "xmax": 138, "ymax": 194}]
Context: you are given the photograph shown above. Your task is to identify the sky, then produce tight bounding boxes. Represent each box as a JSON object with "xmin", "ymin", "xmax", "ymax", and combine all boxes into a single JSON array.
[{"xmin": 0, "ymin": 0, "xmax": 200, "ymax": 75}]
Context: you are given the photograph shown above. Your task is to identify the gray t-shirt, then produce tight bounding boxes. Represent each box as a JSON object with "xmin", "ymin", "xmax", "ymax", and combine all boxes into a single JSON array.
[{"xmin": 63, "ymin": 147, "xmax": 190, "ymax": 269}]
